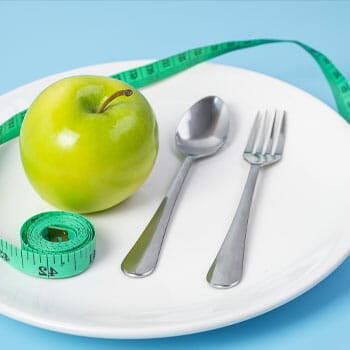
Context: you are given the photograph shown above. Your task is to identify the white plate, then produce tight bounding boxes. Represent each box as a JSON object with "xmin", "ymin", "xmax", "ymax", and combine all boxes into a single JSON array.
[{"xmin": 0, "ymin": 60, "xmax": 349, "ymax": 339}]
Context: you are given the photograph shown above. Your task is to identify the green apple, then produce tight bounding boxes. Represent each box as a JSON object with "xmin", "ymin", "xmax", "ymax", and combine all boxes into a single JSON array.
[{"xmin": 19, "ymin": 75, "xmax": 159, "ymax": 213}]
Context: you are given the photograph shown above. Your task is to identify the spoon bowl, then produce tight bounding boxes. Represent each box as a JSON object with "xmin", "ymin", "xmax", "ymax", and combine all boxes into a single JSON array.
[{"xmin": 175, "ymin": 96, "xmax": 230, "ymax": 158}]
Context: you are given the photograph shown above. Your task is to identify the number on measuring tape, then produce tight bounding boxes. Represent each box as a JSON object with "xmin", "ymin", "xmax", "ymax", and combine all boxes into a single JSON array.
[
  {"xmin": 0, "ymin": 250, "xmax": 9, "ymax": 261},
  {"xmin": 38, "ymin": 266, "xmax": 58, "ymax": 277}
]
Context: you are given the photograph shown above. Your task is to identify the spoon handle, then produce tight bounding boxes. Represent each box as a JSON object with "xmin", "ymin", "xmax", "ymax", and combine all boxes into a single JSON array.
[
  {"xmin": 121, "ymin": 156, "xmax": 193, "ymax": 277},
  {"xmin": 206, "ymin": 164, "xmax": 261, "ymax": 288}
]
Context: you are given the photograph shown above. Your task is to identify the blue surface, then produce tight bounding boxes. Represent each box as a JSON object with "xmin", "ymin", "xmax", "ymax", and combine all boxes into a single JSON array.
[{"xmin": 0, "ymin": 0, "xmax": 349, "ymax": 348}]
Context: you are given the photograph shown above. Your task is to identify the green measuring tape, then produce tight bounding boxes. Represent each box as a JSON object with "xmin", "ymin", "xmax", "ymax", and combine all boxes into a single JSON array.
[
  {"xmin": 2, "ymin": 212, "xmax": 96, "ymax": 278},
  {"xmin": 0, "ymin": 38, "xmax": 349, "ymax": 279}
]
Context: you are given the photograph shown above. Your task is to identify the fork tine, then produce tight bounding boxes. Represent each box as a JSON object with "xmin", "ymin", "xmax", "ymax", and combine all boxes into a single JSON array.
[
  {"xmin": 274, "ymin": 111, "xmax": 286, "ymax": 155},
  {"xmin": 244, "ymin": 111, "xmax": 263, "ymax": 153},
  {"xmin": 264, "ymin": 110, "xmax": 277, "ymax": 155},
  {"xmin": 255, "ymin": 110, "xmax": 269, "ymax": 154}
]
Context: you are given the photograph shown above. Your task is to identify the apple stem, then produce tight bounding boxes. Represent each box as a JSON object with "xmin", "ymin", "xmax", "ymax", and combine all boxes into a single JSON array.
[{"xmin": 96, "ymin": 89, "xmax": 133, "ymax": 113}]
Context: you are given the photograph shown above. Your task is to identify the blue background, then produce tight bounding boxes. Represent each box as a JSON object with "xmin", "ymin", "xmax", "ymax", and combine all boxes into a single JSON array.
[{"xmin": 0, "ymin": 0, "xmax": 349, "ymax": 349}]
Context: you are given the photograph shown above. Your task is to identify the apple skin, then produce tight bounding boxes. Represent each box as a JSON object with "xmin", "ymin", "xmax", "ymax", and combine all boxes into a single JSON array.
[{"xmin": 19, "ymin": 75, "xmax": 159, "ymax": 213}]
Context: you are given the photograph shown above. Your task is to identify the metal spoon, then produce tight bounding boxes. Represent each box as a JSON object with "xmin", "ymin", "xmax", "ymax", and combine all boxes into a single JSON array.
[{"xmin": 121, "ymin": 96, "xmax": 230, "ymax": 277}]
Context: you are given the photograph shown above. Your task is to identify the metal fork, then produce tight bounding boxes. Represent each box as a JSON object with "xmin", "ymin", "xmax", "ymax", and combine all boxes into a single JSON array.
[{"xmin": 206, "ymin": 110, "xmax": 286, "ymax": 289}]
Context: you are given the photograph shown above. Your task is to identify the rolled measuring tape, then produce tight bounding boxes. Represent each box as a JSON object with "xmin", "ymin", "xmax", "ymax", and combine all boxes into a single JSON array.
[
  {"xmin": 0, "ymin": 212, "xmax": 96, "ymax": 279},
  {"xmin": 0, "ymin": 38, "xmax": 349, "ymax": 279}
]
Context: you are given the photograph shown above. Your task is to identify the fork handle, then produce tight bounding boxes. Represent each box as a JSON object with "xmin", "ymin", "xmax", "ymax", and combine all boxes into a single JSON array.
[{"xmin": 207, "ymin": 164, "xmax": 261, "ymax": 288}]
